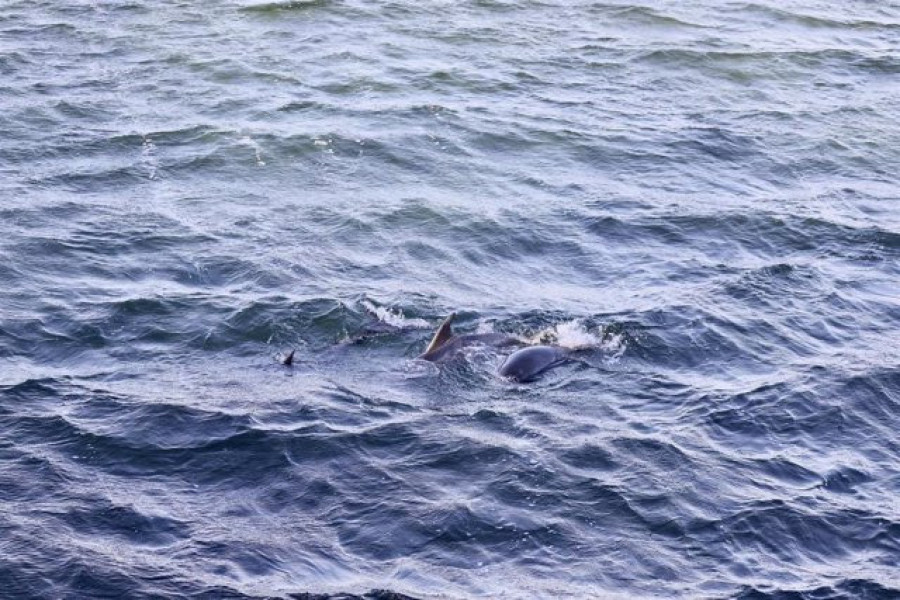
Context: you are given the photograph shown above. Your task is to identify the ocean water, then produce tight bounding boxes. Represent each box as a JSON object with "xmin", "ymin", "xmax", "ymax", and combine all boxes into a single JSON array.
[{"xmin": 1, "ymin": 1, "xmax": 899, "ymax": 598}]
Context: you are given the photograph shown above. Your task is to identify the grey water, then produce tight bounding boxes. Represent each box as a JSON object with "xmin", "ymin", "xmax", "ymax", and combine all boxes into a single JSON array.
[{"xmin": 1, "ymin": 1, "xmax": 899, "ymax": 598}]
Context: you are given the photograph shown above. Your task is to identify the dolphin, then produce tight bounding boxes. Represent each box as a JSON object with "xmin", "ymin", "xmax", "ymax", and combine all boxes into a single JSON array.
[
  {"xmin": 498, "ymin": 345, "xmax": 568, "ymax": 382},
  {"xmin": 418, "ymin": 314, "xmax": 572, "ymax": 382},
  {"xmin": 417, "ymin": 313, "xmax": 520, "ymax": 361}
]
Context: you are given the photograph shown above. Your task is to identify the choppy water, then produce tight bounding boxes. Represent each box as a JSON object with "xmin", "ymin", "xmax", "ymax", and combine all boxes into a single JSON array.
[{"xmin": 2, "ymin": 1, "xmax": 899, "ymax": 598}]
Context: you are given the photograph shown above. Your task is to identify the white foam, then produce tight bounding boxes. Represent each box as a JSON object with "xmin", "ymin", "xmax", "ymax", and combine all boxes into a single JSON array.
[
  {"xmin": 528, "ymin": 319, "xmax": 627, "ymax": 360},
  {"xmin": 361, "ymin": 300, "xmax": 430, "ymax": 329},
  {"xmin": 553, "ymin": 319, "xmax": 603, "ymax": 350}
]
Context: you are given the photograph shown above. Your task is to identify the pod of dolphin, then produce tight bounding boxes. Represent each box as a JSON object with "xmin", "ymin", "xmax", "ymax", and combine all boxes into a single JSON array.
[
  {"xmin": 417, "ymin": 313, "xmax": 569, "ymax": 382},
  {"xmin": 282, "ymin": 312, "xmax": 571, "ymax": 383}
]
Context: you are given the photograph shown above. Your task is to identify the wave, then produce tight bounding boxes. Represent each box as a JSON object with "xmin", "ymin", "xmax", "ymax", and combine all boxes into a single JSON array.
[{"xmin": 238, "ymin": 0, "xmax": 330, "ymax": 14}]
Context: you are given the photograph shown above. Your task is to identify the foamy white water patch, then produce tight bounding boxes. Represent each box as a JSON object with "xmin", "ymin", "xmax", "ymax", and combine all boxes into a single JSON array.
[
  {"xmin": 529, "ymin": 319, "xmax": 598, "ymax": 349},
  {"xmin": 529, "ymin": 320, "xmax": 627, "ymax": 361},
  {"xmin": 361, "ymin": 300, "xmax": 430, "ymax": 328},
  {"xmin": 554, "ymin": 320, "xmax": 602, "ymax": 349}
]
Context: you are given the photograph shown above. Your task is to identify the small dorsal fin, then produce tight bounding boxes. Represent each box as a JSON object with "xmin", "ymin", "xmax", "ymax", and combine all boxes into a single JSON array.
[
  {"xmin": 424, "ymin": 313, "xmax": 456, "ymax": 354},
  {"xmin": 281, "ymin": 349, "xmax": 295, "ymax": 366}
]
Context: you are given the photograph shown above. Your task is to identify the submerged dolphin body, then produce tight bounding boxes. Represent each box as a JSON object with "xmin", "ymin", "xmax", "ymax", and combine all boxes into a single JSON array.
[
  {"xmin": 417, "ymin": 313, "xmax": 520, "ymax": 362},
  {"xmin": 419, "ymin": 314, "xmax": 571, "ymax": 382}
]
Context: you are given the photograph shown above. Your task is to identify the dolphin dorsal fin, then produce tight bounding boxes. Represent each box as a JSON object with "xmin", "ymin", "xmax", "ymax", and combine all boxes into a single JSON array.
[
  {"xmin": 282, "ymin": 350, "xmax": 295, "ymax": 366},
  {"xmin": 424, "ymin": 313, "xmax": 456, "ymax": 354}
]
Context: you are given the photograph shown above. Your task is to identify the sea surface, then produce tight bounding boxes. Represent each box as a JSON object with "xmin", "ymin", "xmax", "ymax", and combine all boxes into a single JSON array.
[{"xmin": 1, "ymin": 1, "xmax": 899, "ymax": 598}]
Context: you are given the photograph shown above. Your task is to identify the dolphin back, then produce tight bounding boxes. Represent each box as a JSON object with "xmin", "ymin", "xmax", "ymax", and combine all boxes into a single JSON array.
[
  {"xmin": 498, "ymin": 345, "xmax": 567, "ymax": 382},
  {"xmin": 419, "ymin": 332, "xmax": 519, "ymax": 362}
]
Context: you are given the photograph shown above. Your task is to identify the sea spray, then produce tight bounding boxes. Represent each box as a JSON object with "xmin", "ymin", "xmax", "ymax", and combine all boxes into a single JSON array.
[{"xmin": 361, "ymin": 300, "xmax": 431, "ymax": 329}]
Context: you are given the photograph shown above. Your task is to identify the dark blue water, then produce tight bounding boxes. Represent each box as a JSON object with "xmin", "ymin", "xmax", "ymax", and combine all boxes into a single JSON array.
[{"xmin": 2, "ymin": 1, "xmax": 899, "ymax": 598}]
